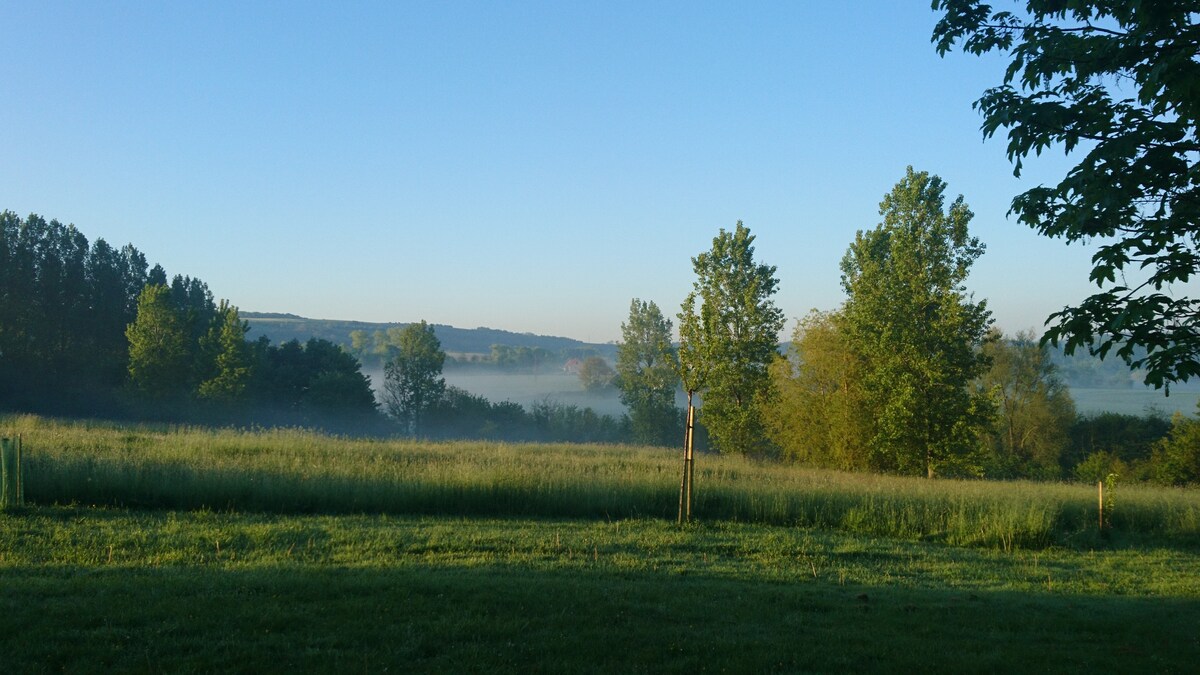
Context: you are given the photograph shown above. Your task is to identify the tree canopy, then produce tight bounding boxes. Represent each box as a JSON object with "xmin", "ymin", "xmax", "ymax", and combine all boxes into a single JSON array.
[
  {"xmin": 126, "ymin": 284, "xmax": 191, "ymax": 399},
  {"xmin": 383, "ymin": 321, "xmax": 447, "ymax": 435},
  {"xmin": 933, "ymin": 0, "xmax": 1200, "ymax": 390},
  {"xmin": 679, "ymin": 222, "xmax": 784, "ymax": 455},
  {"xmin": 977, "ymin": 330, "xmax": 1076, "ymax": 479},
  {"xmin": 840, "ymin": 167, "xmax": 993, "ymax": 477}
]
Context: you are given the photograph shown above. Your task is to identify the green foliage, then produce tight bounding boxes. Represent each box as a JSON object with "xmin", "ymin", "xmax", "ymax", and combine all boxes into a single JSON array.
[
  {"xmin": 1151, "ymin": 409, "xmax": 1200, "ymax": 486},
  {"xmin": 616, "ymin": 299, "xmax": 680, "ymax": 446},
  {"xmin": 764, "ymin": 310, "xmax": 873, "ymax": 470},
  {"xmin": 383, "ymin": 321, "xmax": 446, "ymax": 434},
  {"xmin": 1067, "ymin": 411, "xmax": 1171, "ymax": 478},
  {"xmin": 934, "ymin": 1, "xmax": 1200, "ymax": 389},
  {"xmin": 423, "ymin": 387, "xmax": 629, "ymax": 443},
  {"xmin": 977, "ymin": 331, "xmax": 1076, "ymax": 478},
  {"xmin": 197, "ymin": 301, "xmax": 253, "ymax": 403},
  {"xmin": 125, "ymin": 284, "xmax": 191, "ymax": 399},
  {"xmin": 489, "ymin": 344, "xmax": 557, "ymax": 373},
  {"xmin": 678, "ymin": 222, "xmax": 785, "ymax": 455},
  {"xmin": 1075, "ymin": 451, "xmax": 1127, "ymax": 485},
  {"xmin": 840, "ymin": 168, "xmax": 993, "ymax": 478},
  {"xmin": 246, "ymin": 337, "xmax": 379, "ymax": 428},
  {"xmin": 0, "ymin": 211, "xmax": 149, "ymax": 408}
]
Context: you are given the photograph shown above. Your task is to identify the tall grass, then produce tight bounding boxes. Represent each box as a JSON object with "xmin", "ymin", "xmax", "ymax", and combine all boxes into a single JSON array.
[{"xmin": 5, "ymin": 414, "xmax": 1199, "ymax": 549}]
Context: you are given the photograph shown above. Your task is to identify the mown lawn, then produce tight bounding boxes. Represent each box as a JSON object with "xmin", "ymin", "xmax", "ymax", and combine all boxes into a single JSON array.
[{"xmin": 2, "ymin": 508, "xmax": 1198, "ymax": 673}]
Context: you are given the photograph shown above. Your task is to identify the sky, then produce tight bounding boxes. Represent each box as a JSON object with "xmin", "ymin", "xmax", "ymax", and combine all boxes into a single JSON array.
[{"xmin": 1, "ymin": 1, "xmax": 1114, "ymax": 344}]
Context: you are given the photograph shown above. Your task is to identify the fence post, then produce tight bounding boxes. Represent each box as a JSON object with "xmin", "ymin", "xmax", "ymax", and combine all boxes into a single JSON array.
[{"xmin": 1, "ymin": 435, "xmax": 24, "ymax": 509}]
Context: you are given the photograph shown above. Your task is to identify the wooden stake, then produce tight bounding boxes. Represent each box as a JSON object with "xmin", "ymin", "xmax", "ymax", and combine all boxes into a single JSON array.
[
  {"xmin": 686, "ymin": 398, "xmax": 696, "ymax": 521},
  {"xmin": 678, "ymin": 391, "xmax": 696, "ymax": 525}
]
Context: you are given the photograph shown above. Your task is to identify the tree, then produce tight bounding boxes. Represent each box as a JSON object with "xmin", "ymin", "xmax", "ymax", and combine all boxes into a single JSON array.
[
  {"xmin": 250, "ymin": 337, "xmax": 377, "ymax": 424},
  {"xmin": 616, "ymin": 299, "xmax": 680, "ymax": 447},
  {"xmin": 197, "ymin": 301, "xmax": 253, "ymax": 404},
  {"xmin": 125, "ymin": 284, "xmax": 190, "ymax": 398},
  {"xmin": 679, "ymin": 221, "xmax": 785, "ymax": 455},
  {"xmin": 383, "ymin": 321, "xmax": 446, "ymax": 434},
  {"xmin": 578, "ymin": 356, "xmax": 616, "ymax": 392},
  {"xmin": 840, "ymin": 168, "xmax": 993, "ymax": 477},
  {"xmin": 933, "ymin": 1, "xmax": 1200, "ymax": 390},
  {"xmin": 1149, "ymin": 405, "xmax": 1200, "ymax": 486},
  {"xmin": 977, "ymin": 330, "xmax": 1075, "ymax": 478},
  {"xmin": 764, "ymin": 310, "xmax": 873, "ymax": 470}
]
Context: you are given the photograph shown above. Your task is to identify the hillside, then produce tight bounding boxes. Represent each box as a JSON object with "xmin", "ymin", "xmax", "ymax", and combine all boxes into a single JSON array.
[{"xmin": 242, "ymin": 312, "xmax": 617, "ymax": 358}]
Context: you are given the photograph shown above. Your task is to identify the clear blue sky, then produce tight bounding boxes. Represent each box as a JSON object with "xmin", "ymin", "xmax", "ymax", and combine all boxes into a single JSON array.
[{"xmin": 2, "ymin": 1, "xmax": 1102, "ymax": 343}]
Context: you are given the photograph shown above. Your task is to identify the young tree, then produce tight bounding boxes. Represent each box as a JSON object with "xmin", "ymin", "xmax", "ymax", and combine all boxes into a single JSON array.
[
  {"xmin": 934, "ymin": 1, "xmax": 1200, "ymax": 389},
  {"xmin": 616, "ymin": 299, "xmax": 680, "ymax": 447},
  {"xmin": 840, "ymin": 168, "xmax": 993, "ymax": 477},
  {"xmin": 383, "ymin": 321, "xmax": 446, "ymax": 435},
  {"xmin": 125, "ymin": 284, "xmax": 190, "ymax": 399},
  {"xmin": 977, "ymin": 331, "xmax": 1075, "ymax": 478},
  {"xmin": 764, "ymin": 310, "xmax": 873, "ymax": 470},
  {"xmin": 679, "ymin": 222, "xmax": 785, "ymax": 455}
]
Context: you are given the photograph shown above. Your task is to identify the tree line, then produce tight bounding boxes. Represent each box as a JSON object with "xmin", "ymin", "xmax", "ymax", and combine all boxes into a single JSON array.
[
  {"xmin": 0, "ymin": 216, "xmax": 628, "ymax": 443},
  {"xmin": 613, "ymin": 169, "xmax": 1199, "ymax": 485},
  {"xmin": 0, "ymin": 211, "xmax": 379, "ymax": 430}
]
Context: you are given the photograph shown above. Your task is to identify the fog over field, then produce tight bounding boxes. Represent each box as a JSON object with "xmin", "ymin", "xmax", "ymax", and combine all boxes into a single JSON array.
[
  {"xmin": 363, "ymin": 367, "xmax": 1198, "ymax": 420},
  {"xmin": 365, "ymin": 369, "xmax": 629, "ymax": 418}
]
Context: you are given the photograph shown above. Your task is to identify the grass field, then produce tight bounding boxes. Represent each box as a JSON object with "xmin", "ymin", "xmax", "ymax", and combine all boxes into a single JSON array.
[{"xmin": 2, "ymin": 415, "xmax": 1199, "ymax": 672}]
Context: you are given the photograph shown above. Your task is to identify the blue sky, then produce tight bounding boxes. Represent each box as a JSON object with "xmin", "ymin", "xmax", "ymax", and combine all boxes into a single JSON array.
[{"xmin": 2, "ymin": 1, "xmax": 1103, "ymax": 343}]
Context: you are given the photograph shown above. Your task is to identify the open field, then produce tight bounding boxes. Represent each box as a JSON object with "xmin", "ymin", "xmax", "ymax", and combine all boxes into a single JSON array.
[
  {"xmin": 8, "ymin": 415, "xmax": 1200, "ymax": 549},
  {"xmin": 2, "ymin": 415, "xmax": 1199, "ymax": 672}
]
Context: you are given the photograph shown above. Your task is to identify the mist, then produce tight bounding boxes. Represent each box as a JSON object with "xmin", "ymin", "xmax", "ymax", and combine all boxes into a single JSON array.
[{"xmin": 363, "ymin": 367, "xmax": 629, "ymax": 418}]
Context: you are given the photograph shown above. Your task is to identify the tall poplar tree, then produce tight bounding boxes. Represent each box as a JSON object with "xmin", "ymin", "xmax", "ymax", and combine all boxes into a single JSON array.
[
  {"xmin": 840, "ymin": 168, "xmax": 993, "ymax": 478},
  {"xmin": 679, "ymin": 222, "xmax": 784, "ymax": 455}
]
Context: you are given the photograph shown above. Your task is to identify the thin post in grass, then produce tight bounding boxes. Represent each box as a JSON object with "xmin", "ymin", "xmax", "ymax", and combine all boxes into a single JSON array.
[
  {"xmin": 1, "ymin": 435, "xmax": 24, "ymax": 510},
  {"xmin": 1098, "ymin": 480, "xmax": 1104, "ymax": 530},
  {"xmin": 685, "ymin": 397, "xmax": 694, "ymax": 522},
  {"xmin": 678, "ymin": 391, "xmax": 695, "ymax": 525}
]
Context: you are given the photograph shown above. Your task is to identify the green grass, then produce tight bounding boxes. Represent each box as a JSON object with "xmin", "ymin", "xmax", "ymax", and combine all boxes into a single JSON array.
[
  {"xmin": 2, "ymin": 415, "xmax": 1199, "ymax": 671},
  {"xmin": 1, "ymin": 507, "xmax": 1198, "ymax": 673},
  {"xmin": 5, "ymin": 415, "xmax": 1199, "ymax": 550}
]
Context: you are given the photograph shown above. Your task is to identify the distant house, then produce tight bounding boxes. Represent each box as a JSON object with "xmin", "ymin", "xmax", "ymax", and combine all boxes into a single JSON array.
[{"xmin": 563, "ymin": 358, "xmax": 582, "ymax": 374}]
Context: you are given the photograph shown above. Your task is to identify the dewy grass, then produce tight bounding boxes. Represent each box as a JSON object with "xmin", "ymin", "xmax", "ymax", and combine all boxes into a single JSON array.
[
  {"xmin": 2, "ymin": 508, "xmax": 1199, "ymax": 673},
  {"xmin": 5, "ymin": 414, "xmax": 1199, "ymax": 550}
]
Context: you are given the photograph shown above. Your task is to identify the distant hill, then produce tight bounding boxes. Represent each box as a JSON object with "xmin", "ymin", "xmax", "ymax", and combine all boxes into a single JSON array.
[{"xmin": 242, "ymin": 312, "xmax": 617, "ymax": 358}]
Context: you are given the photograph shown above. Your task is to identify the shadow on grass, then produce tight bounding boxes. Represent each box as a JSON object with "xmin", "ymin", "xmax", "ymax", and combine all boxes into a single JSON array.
[{"xmin": 1, "ymin": 562, "xmax": 1196, "ymax": 674}]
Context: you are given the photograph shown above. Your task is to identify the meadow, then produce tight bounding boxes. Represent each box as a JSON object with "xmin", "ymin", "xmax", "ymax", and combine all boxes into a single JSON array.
[{"xmin": 2, "ymin": 415, "xmax": 1199, "ymax": 672}]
